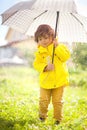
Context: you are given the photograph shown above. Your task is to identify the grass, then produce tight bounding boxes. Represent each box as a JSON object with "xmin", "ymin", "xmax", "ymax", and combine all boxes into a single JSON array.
[{"xmin": 0, "ymin": 66, "xmax": 87, "ymax": 130}]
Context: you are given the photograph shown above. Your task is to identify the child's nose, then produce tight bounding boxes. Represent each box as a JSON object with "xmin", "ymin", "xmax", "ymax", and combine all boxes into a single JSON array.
[{"xmin": 42, "ymin": 39, "xmax": 45, "ymax": 42}]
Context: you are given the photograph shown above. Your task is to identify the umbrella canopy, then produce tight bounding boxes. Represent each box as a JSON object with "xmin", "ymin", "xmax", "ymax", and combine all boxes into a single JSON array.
[
  {"xmin": 27, "ymin": 12, "xmax": 87, "ymax": 43},
  {"xmin": 1, "ymin": 0, "xmax": 87, "ymax": 43}
]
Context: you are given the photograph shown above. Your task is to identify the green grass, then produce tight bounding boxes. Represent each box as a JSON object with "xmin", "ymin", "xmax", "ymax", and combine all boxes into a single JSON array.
[{"xmin": 0, "ymin": 66, "xmax": 87, "ymax": 130}]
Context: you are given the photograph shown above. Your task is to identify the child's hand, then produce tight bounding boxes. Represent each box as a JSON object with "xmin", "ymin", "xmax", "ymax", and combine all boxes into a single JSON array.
[
  {"xmin": 53, "ymin": 38, "xmax": 59, "ymax": 47},
  {"xmin": 44, "ymin": 63, "xmax": 54, "ymax": 72}
]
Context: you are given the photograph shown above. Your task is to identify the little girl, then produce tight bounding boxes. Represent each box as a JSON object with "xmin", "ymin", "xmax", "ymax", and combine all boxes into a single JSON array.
[{"xmin": 33, "ymin": 24, "xmax": 70, "ymax": 124}]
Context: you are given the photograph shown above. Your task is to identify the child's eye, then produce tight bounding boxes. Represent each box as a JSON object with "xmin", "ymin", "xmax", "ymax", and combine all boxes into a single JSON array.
[
  {"xmin": 45, "ymin": 37, "xmax": 48, "ymax": 39},
  {"xmin": 39, "ymin": 38, "xmax": 42, "ymax": 41}
]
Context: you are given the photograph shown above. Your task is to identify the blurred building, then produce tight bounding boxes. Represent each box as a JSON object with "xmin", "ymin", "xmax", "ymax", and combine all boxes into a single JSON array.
[{"xmin": 0, "ymin": 28, "xmax": 33, "ymax": 66}]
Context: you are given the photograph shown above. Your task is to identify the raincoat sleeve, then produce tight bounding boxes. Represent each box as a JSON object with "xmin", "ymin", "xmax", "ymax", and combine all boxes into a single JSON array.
[
  {"xmin": 33, "ymin": 52, "xmax": 47, "ymax": 73},
  {"xmin": 55, "ymin": 44, "xmax": 70, "ymax": 62}
]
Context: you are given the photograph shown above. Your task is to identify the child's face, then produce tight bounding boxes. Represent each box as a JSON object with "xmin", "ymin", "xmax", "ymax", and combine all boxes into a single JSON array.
[{"xmin": 38, "ymin": 35, "xmax": 53, "ymax": 48}]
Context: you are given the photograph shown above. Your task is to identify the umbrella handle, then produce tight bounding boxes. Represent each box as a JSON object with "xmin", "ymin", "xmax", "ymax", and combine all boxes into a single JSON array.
[
  {"xmin": 52, "ymin": 11, "xmax": 59, "ymax": 63},
  {"xmin": 52, "ymin": 45, "xmax": 55, "ymax": 63}
]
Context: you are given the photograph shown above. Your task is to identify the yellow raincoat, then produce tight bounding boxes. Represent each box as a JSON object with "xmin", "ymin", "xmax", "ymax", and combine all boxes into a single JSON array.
[{"xmin": 33, "ymin": 43, "xmax": 70, "ymax": 89}]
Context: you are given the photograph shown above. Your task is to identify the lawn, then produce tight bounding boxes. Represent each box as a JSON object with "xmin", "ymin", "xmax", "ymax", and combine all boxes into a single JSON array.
[{"xmin": 0, "ymin": 66, "xmax": 87, "ymax": 130}]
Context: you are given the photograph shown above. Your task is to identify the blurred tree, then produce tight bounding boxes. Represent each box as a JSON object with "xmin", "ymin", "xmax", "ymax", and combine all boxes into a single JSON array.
[{"xmin": 72, "ymin": 43, "xmax": 87, "ymax": 69}]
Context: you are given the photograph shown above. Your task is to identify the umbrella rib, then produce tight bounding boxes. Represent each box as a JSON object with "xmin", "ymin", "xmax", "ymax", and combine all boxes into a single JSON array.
[
  {"xmin": 24, "ymin": 10, "xmax": 48, "ymax": 34},
  {"xmin": 24, "ymin": 10, "xmax": 48, "ymax": 36},
  {"xmin": 71, "ymin": 13, "xmax": 87, "ymax": 33},
  {"xmin": 34, "ymin": 10, "xmax": 48, "ymax": 20},
  {"xmin": 1, "ymin": 11, "xmax": 18, "ymax": 24}
]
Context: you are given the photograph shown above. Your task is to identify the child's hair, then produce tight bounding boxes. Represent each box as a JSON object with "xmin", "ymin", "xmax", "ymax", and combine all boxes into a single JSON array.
[{"xmin": 34, "ymin": 24, "xmax": 55, "ymax": 43}]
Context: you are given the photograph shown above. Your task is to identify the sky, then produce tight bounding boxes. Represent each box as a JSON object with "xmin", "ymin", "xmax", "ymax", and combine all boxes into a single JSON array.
[{"xmin": 0, "ymin": 0, "xmax": 87, "ymax": 43}]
